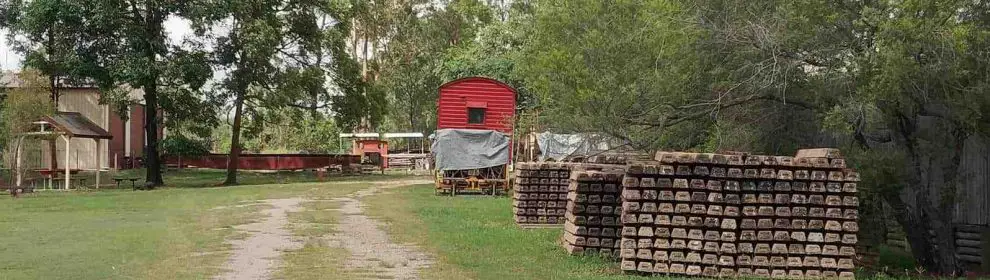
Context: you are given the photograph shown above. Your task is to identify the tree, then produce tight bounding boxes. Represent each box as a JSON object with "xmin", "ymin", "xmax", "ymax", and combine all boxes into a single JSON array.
[
  {"xmin": 8, "ymin": 0, "xmax": 215, "ymax": 189},
  {"xmin": 189, "ymin": 0, "xmax": 343, "ymax": 185},
  {"xmin": 517, "ymin": 0, "xmax": 710, "ymax": 148},
  {"xmin": 0, "ymin": 70, "xmax": 56, "ymax": 186},
  {"xmin": 1, "ymin": 0, "xmax": 93, "ymax": 173},
  {"xmin": 692, "ymin": 1, "xmax": 990, "ymax": 273},
  {"xmin": 810, "ymin": 1, "xmax": 990, "ymax": 273},
  {"xmin": 514, "ymin": 0, "xmax": 990, "ymax": 274},
  {"xmin": 1, "ymin": 0, "xmax": 90, "ymax": 102},
  {"xmin": 364, "ymin": 0, "xmax": 501, "ymax": 133}
]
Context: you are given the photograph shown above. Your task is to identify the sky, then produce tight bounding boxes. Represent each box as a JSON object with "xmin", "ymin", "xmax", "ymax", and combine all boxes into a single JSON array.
[{"xmin": 0, "ymin": 17, "xmax": 193, "ymax": 71}]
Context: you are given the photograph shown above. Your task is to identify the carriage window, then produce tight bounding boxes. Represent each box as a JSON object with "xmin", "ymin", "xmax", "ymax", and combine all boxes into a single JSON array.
[{"xmin": 468, "ymin": 108, "xmax": 486, "ymax": 124}]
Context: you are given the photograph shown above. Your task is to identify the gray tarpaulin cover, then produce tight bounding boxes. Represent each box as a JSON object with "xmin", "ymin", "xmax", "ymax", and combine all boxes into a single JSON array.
[
  {"xmin": 537, "ymin": 133, "xmax": 615, "ymax": 161},
  {"xmin": 431, "ymin": 129, "xmax": 510, "ymax": 171}
]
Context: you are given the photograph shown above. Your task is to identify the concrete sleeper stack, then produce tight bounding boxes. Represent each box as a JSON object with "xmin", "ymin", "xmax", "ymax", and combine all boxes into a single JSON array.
[
  {"xmin": 617, "ymin": 149, "xmax": 860, "ymax": 279},
  {"xmin": 562, "ymin": 167, "xmax": 625, "ymax": 258},
  {"xmin": 513, "ymin": 162, "xmax": 573, "ymax": 227}
]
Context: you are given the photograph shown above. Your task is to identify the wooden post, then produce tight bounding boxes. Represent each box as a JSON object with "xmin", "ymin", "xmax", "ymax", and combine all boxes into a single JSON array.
[
  {"xmin": 14, "ymin": 136, "xmax": 23, "ymax": 187},
  {"xmin": 95, "ymin": 138, "xmax": 101, "ymax": 189},
  {"xmin": 528, "ymin": 133, "xmax": 535, "ymax": 162},
  {"xmin": 63, "ymin": 135, "xmax": 71, "ymax": 190},
  {"xmin": 41, "ymin": 149, "xmax": 50, "ymax": 190}
]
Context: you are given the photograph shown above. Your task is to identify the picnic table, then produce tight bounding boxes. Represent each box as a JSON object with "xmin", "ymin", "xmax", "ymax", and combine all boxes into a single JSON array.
[{"xmin": 36, "ymin": 169, "xmax": 83, "ymax": 189}]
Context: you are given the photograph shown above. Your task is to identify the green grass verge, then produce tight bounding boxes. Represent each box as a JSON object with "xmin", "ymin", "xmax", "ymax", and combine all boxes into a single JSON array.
[
  {"xmin": 876, "ymin": 245, "xmax": 916, "ymax": 271},
  {"xmin": 0, "ymin": 171, "xmax": 412, "ymax": 279},
  {"xmin": 364, "ymin": 184, "xmax": 651, "ymax": 280}
]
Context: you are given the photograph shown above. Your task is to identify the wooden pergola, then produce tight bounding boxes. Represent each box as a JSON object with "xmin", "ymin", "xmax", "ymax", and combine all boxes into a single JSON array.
[{"xmin": 14, "ymin": 112, "xmax": 112, "ymax": 190}]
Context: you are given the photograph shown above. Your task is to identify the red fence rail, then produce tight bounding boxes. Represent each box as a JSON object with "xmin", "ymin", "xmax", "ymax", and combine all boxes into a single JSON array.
[{"xmin": 165, "ymin": 154, "xmax": 361, "ymax": 170}]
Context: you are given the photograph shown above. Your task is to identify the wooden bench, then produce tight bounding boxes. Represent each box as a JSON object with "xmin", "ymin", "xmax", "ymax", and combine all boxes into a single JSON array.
[{"xmin": 113, "ymin": 177, "xmax": 141, "ymax": 189}]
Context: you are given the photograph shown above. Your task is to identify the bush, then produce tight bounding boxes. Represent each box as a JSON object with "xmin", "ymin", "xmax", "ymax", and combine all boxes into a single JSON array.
[{"xmin": 161, "ymin": 135, "xmax": 211, "ymax": 156}]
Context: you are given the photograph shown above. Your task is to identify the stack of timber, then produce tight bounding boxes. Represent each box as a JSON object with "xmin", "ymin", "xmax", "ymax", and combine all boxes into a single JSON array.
[
  {"xmin": 513, "ymin": 162, "xmax": 573, "ymax": 227},
  {"xmin": 617, "ymin": 149, "xmax": 861, "ymax": 279},
  {"xmin": 955, "ymin": 224, "xmax": 989, "ymax": 271},
  {"xmin": 562, "ymin": 168, "xmax": 625, "ymax": 258},
  {"xmin": 386, "ymin": 153, "xmax": 430, "ymax": 170}
]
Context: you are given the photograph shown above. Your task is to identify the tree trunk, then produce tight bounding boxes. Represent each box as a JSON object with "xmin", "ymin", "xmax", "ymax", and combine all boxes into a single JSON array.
[
  {"xmin": 223, "ymin": 93, "xmax": 246, "ymax": 186},
  {"xmin": 143, "ymin": 81, "xmax": 164, "ymax": 188},
  {"xmin": 48, "ymin": 75, "xmax": 59, "ymax": 172},
  {"xmin": 884, "ymin": 118, "xmax": 965, "ymax": 275},
  {"xmin": 362, "ymin": 33, "xmax": 369, "ymax": 81},
  {"xmin": 48, "ymin": 140, "xmax": 58, "ymax": 171},
  {"xmin": 136, "ymin": 6, "xmax": 166, "ymax": 190},
  {"xmin": 887, "ymin": 190, "xmax": 960, "ymax": 275}
]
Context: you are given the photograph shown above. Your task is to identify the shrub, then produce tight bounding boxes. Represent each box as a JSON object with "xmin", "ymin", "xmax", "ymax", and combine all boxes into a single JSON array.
[{"xmin": 161, "ymin": 135, "xmax": 211, "ymax": 156}]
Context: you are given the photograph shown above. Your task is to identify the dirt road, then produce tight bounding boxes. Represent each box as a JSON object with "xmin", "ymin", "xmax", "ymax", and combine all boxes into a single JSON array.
[{"xmin": 214, "ymin": 179, "xmax": 432, "ymax": 280}]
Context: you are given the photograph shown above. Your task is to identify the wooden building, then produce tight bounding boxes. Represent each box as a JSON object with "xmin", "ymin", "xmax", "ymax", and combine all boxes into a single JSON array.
[{"xmin": 1, "ymin": 72, "xmax": 162, "ymax": 170}]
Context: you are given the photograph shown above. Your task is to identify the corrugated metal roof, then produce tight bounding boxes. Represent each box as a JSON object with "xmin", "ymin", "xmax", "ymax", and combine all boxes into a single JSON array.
[
  {"xmin": 339, "ymin": 132, "xmax": 380, "ymax": 138},
  {"xmin": 0, "ymin": 71, "xmax": 146, "ymax": 103},
  {"xmin": 0, "ymin": 71, "xmax": 98, "ymax": 89},
  {"xmin": 42, "ymin": 112, "xmax": 112, "ymax": 139},
  {"xmin": 339, "ymin": 132, "xmax": 425, "ymax": 139},
  {"xmin": 383, "ymin": 132, "xmax": 424, "ymax": 138}
]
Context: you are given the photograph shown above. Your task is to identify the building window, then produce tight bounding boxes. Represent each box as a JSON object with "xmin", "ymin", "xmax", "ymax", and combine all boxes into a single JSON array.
[{"xmin": 468, "ymin": 108, "xmax": 486, "ymax": 124}]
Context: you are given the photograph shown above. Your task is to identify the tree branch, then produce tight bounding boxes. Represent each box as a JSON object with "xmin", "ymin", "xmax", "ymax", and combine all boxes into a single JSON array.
[
  {"xmin": 623, "ymin": 92, "xmax": 823, "ymax": 129},
  {"xmin": 755, "ymin": 94, "xmax": 822, "ymax": 111},
  {"xmin": 286, "ymin": 102, "xmax": 331, "ymax": 110}
]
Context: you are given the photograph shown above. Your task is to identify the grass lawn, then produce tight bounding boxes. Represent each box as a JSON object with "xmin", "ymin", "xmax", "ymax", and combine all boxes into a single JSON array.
[
  {"xmin": 364, "ymin": 184, "xmax": 648, "ymax": 280},
  {"xmin": 0, "ymin": 170, "xmax": 409, "ymax": 280}
]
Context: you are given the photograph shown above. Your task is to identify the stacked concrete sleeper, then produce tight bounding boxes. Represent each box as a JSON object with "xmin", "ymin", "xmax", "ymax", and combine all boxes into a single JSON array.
[
  {"xmin": 617, "ymin": 151, "xmax": 860, "ymax": 279},
  {"xmin": 562, "ymin": 166, "xmax": 626, "ymax": 257},
  {"xmin": 514, "ymin": 162, "xmax": 572, "ymax": 225}
]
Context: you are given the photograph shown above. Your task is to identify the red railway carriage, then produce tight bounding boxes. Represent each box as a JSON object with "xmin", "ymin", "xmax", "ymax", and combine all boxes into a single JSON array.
[
  {"xmin": 437, "ymin": 77, "xmax": 516, "ymax": 133},
  {"xmin": 434, "ymin": 77, "xmax": 517, "ymax": 195}
]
